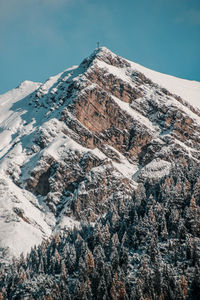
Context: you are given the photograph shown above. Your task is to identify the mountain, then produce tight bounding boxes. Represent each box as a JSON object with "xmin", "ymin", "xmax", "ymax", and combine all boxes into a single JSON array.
[{"xmin": 0, "ymin": 47, "xmax": 200, "ymax": 299}]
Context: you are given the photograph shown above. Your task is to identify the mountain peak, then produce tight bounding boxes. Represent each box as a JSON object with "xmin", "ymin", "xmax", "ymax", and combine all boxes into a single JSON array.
[
  {"xmin": 0, "ymin": 47, "xmax": 200, "ymax": 261},
  {"xmin": 0, "ymin": 46, "xmax": 200, "ymax": 299},
  {"xmin": 82, "ymin": 46, "xmax": 200, "ymax": 110},
  {"xmin": 93, "ymin": 46, "xmax": 117, "ymax": 58}
]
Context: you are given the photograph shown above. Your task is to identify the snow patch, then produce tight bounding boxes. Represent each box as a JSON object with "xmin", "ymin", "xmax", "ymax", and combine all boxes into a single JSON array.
[
  {"xmin": 140, "ymin": 159, "xmax": 171, "ymax": 179},
  {"xmin": 44, "ymin": 135, "xmax": 106, "ymax": 161},
  {"xmin": 55, "ymin": 216, "xmax": 80, "ymax": 231},
  {"xmin": 105, "ymin": 145, "xmax": 138, "ymax": 181},
  {"xmin": 39, "ymin": 72, "xmax": 64, "ymax": 95},
  {"xmin": 112, "ymin": 95, "xmax": 159, "ymax": 133}
]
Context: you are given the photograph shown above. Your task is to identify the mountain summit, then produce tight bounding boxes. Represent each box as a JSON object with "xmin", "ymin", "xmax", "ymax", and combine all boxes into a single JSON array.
[{"xmin": 0, "ymin": 47, "xmax": 200, "ymax": 299}]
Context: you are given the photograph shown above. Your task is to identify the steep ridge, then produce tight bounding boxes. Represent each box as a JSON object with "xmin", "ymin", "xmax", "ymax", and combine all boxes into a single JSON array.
[{"xmin": 0, "ymin": 47, "xmax": 200, "ymax": 299}]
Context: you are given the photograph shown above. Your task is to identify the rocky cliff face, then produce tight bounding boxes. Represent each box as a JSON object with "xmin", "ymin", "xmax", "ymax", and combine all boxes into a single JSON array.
[{"xmin": 0, "ymin": 47, "xmax": 200, "ymax": 299}]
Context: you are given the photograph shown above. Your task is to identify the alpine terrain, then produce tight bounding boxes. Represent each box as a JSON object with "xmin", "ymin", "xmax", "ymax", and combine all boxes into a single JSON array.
[{"xmin": 0, "ymin": 47, "xmax": 200, "ymax": 299}]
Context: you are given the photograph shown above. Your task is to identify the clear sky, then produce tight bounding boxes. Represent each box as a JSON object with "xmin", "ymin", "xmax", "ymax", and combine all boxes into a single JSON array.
[{"xmin": 0, "ymin": 0, "xmax": 200, "ymax": 94}]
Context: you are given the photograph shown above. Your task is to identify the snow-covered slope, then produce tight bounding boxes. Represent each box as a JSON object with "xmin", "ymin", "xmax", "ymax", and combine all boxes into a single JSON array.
[
  {"xmin": 0, "ymin": 81, "xmax": 42, "ymax": 159},
  {"xmin": 0, "ymin": 47, "xmax": 199, "ymax": 263},
  {"xmin": 129, "ymin": 58, "xmax": 200, "ymax": 110},
  {"xmin": 0, "ymin": 175, "xmax": 52, "ymax": 262},
  {"xmin": 98, "ymin": 47, "xmax": 200, "ymax": 110},
  {"xmin": 0, "ymin": 80, "xmax": 41, "ymax": 123}
]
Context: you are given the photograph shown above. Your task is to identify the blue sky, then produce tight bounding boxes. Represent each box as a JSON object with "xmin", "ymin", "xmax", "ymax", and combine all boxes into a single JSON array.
[{"xmin": 0, "ymin": 0, "xmax": 200, "ymax": 94}]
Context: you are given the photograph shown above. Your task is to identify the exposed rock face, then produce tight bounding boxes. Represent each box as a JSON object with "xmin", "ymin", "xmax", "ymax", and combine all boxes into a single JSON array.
[
  {"xmin": 16, "ymin": 47, "xmax": 199, "ymax": 227},
  {"xmin": 1, "ymin": 49, "xmax": 199, "ymax": 220},
  {"xmin": 0, "ymin": 48, "xmax": 199, "ymax": 299}
]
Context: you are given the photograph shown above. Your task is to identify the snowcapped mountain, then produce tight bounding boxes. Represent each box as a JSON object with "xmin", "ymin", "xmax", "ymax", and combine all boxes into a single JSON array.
[{"xmin": 0, "ymin": 46, "xmax": 199, "ymax": 267}]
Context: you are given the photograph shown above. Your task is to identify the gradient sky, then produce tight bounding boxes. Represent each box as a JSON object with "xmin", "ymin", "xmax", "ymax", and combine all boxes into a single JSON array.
[{"xmin": 0, "ymin": 0, "xmax": 200, "ymax": 94}]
